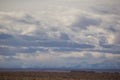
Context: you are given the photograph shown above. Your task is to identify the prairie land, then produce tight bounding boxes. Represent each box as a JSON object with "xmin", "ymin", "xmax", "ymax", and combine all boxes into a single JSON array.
[{"xmin": 0, "ymin": 71, "xmax": 120, "ymax": 80}]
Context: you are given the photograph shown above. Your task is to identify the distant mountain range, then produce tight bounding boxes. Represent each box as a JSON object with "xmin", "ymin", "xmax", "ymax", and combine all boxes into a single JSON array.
[{"xmin": 0, "ymin": 68, "xmax": 120, "ymax": 72}]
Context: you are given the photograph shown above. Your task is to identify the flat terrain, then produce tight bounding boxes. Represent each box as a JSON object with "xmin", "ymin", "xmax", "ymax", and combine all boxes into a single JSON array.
[{"xmin": 0, "ymin": 71, "xmax": 120, "ymax": 80}]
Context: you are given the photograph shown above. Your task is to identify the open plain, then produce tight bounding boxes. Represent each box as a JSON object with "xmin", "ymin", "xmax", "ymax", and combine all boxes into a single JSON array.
[{"xmin": 0, "ymin": 71, "xmax": 120, "ymax": 80}]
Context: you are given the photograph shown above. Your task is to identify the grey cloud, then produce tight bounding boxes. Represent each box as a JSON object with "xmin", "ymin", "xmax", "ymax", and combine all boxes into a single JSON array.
[
  {"xmin": 21, "ymin": 35, "xmax": 44, "ymax": 41},
  {"xmin": 0, "ymin": 32, "xmax": 96, "ymax": 55},
  {"xmin": 114, "ymin": 31, "xmax": 120, "ymax": 44},
  {"xmin": 60, "ymin": 33, "xmax": 70, "ymax": 40},
  {"xmin": 0, "ymin": 33, "xmax": 13, "ymax": 39},
  {"xmin": 71, "ymin": 16, "xmax": 101, "ymax": 30},
  {"xmin": 100, "ymin": 44, "xmax": 115, "ymax": 49},
  {"xmin": 0, "ymin": 31, "xmax": 95, "ymax": 49},
  {"xmin": 16, "ymin": 14, "xmax": 40, "ymax": 25},
  {"xmin": 0, "ymin": 1, "xmax": 120, "ymax": 69},
  {"xmin": 0, "ymin": 47, "xmax": 16, "ymax": 56},
  {"xmin": 0, "ymin": 11, "xmax": 119, "ymax": 55},
  {"xmin": 92, "ymin": 50, "xmax": 120, "ymax": 54},
  {"xmin": 0, "ymin": 11, "xmax": 119, "ymax": 52},
  {"xmin": 0, "ymin": 38, "xmax": 95, "ymax": 49},
  {"xmin": 17, "ymin": 47, "xmax": 48, "ymax": 53},
  {"xmin": 107, "ymin": 26, "xmax": 118, "ymax": 32},
  {"xmin": 92, "ymin": 7, "xmax": 120, "ymax": 15},
  {"xmin": 54, "ymin": 47, "xmax": 80, "ymax": 52},
  {"xmin": 4, "ymin": 14, "xmax": 40, "ymax": 25}
]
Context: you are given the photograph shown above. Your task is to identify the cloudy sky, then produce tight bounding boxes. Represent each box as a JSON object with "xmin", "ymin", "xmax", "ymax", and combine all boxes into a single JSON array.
[{"xmin": 0, "ymin": 0, "xmax": 120, "ymax": 69}]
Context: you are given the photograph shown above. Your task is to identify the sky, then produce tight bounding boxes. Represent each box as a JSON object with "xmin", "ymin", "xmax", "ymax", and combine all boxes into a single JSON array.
[{"xmin": 0, "ymin": 0, "xmax": 120, "ymax": 69}]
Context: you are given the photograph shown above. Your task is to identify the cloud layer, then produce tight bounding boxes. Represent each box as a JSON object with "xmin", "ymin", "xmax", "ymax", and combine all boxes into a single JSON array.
[{"xmin": 0, "ymin": 0, "xmax": 120, "ymax": 69}]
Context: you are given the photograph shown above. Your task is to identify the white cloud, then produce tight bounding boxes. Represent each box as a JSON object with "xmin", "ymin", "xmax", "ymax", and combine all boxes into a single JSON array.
[
  {"xmin": 105, "ymin": 53, "xmax": 120, "ymax": 59},
  {"xmin": 60, "ymin": 52, "xmax": 85, "ymax": 58}
]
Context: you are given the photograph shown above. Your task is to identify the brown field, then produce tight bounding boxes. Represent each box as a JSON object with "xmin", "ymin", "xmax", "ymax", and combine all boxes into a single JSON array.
[{"xmin": 0, "ymin": 71, "xmax": 120, "ymax": 80}]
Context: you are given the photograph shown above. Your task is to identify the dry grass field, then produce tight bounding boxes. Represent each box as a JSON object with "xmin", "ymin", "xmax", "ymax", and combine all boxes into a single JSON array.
[{"xmin": 0, "ymin": 71, "xmax": 120, "ymax": 80}]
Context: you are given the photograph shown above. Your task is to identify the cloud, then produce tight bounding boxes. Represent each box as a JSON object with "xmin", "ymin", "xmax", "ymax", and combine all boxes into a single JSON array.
[
  {"xmin": 114, "ymin": 31, "xmax": 120, "ymax": 45},
  {"xmin": 71, "ymin": 15, "xmax": 101, "ymax": 29},
  {"xmin": 0, "ymin": 46, "xmax": 16, "ymax": 56},
  {"xmin": 0, "ymin": 33, "xmax": 13, "ymax": 39},
  {"xmin": 0, "ymin": 50, "xmax": 120, "ymax": 68},
  {"xmin": 0, "ymin": 0, "xmax": 120, "ymax": 69}
]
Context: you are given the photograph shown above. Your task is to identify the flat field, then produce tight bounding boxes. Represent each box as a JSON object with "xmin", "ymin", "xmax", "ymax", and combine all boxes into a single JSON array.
[{"xmin": 0, "ymin": 71, "xmax": 120, "ymax": 80}]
